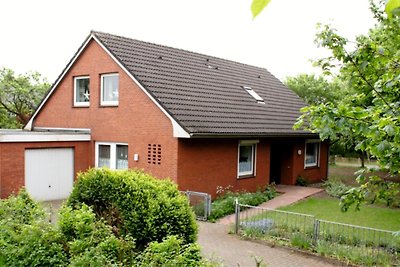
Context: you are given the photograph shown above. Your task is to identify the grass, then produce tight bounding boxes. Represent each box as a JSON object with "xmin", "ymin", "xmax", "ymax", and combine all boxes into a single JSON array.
[
  {"xmin": 278, "ymin": 196, "xmax": 400, "ymax": 231},
  {"xmin": 238, "ymin": 165, "xmax": 400, "ymax": 266}
]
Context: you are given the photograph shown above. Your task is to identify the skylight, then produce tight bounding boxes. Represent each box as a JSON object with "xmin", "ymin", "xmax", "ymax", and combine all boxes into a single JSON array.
[{"xmin": 242, "ymin": 86, "xmax": 265, "ymax": 104}]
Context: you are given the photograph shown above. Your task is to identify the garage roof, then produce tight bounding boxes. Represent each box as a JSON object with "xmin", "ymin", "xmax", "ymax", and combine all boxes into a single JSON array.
[{"xmin": 0, "ymin": 129, "xmax": 91, "ymax": 142}]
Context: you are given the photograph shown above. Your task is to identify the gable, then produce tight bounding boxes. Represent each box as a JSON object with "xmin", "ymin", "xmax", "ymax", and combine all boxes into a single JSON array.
[{"xmin": 25, "ymin": 34, "xmax": 189, "ymax": 138}]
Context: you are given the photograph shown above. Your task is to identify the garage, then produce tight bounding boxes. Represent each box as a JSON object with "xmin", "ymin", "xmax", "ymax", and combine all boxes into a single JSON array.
[
  {"xmin": 0, "ymin": 128, "xmax": 91, "ymax": 199},
  {"xmin": 25, "ymin": 148, "xmax": 74, "ymax": 201}
]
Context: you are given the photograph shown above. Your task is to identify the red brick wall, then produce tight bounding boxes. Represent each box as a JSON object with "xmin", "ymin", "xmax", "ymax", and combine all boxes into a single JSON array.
[
  {"xmin": 33, "ymin": 40, "xmax": 178, "ymax": 181},
  {"xmin": 177, "ymin": 139, "xmax": 270, "ymax": 199},
  {"xmin": 176, "ymin": 138, "xmax": 328, "ymax": 198},
  {"xmin": 292, "ymin": 140, "xmax": 329, "ymax": 184},
  {"xmin": 0, "ymin": 141, "xmax": 90, "ymax": 198}
]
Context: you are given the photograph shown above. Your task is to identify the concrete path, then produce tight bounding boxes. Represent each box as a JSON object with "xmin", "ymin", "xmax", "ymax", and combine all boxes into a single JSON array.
[
  {"xmin": 198, "ymin": 222, "xmax": 338, "ymax": 267},
  {"xmin": 217, "ymin": 185, "xmax": 323, "ymax": 225},
  {"xmin": 197, "ymin": 185, "xmax": 336, "ymax": 266}
]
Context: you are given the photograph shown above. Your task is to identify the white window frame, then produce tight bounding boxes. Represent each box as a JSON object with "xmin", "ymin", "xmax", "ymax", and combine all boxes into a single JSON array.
[
  {"xmin": 304, "ymin": 139, "xmax": 320, "ymax": 168},
  {"xmin": 100, "ymin": 73, "xmax": 119, "ymax": 106},
  {"xmin": 242, "ymin": 86, "xmax": 265, "ymax": 104},
  {"xmin": 237, "ymin": 140, "xmax": 259, "ymax": 178},
  {"xmin": 74, "ymin": 76, "xmax": 90, "ymax": 107},
  {"xmin": 95, "ymin": 142, "xmax": 128, "ymax": 170}
]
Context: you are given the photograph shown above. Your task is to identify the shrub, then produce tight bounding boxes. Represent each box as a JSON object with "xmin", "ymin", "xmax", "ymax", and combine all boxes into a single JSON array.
[
  {"xmin": 0, "ymin": 190, "xmax": 68, "ymax": 267},
  {"xmin": 290, "ymin": 233, "xmax": 311, "ymax": 249},
  {"xmin": 295, "ymin": 176, "xmax": 308, "ymax": 186},
  {"xmin": 67, "ymin": 168, "xmax": 197, "ymax": 249},
  {"xmin": 324, "ymin": 179, "xmax": 352, "ymax": 198},
  {"xmin": 138, "ymin": 235, "xmax": 202, "ymax": 266},
  {"xmin": 0, "ymin": 188, "xmax": 45, "ymax": 225},
  {"xmin": 58, "ymin": 204, "xmax": 136, "ymax": 265},
  {"xmin": 208, "ymin": 186, "xmax": 277, "ymax": 222}
]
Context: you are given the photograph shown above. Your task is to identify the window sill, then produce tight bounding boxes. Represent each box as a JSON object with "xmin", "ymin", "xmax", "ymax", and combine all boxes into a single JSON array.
[
  {"xmin": 73, "ymin": 104, "xmax": 90, "ymax": 108},
  {"xmin": 237, "ymin": 174, "xmax": 256, "ymax": 179},
  {"xmin": 100, "ymin": 103, "xmax": 119, "ymax": 107},
  {"xmin": 304, "ymin": 165, "xmax": 319, "ymax": 170}
]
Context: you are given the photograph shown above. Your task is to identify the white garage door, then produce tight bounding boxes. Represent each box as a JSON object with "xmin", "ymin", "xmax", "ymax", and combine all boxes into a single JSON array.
[{"xmin": 25, "ymin": 148, "xmax": 74, "ymax": 201}]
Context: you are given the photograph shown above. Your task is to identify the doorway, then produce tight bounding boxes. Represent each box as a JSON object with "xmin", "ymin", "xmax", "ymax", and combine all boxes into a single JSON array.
[{"xmin": 270, "ymin": 143, "xmax": 292, "ymax": 184}]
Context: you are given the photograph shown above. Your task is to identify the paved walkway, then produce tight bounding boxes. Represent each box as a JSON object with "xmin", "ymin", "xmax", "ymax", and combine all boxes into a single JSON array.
[
  {"xmin": 217, "ymin": 185, "xmax": 323, "ymax": 225},
  {"xmin": 198, "ymin": 222, "xmax": 339, "ymax": 267},
  {"xmin": 197, "ymin": 185, "xmax": 336, "ymax": 266}
]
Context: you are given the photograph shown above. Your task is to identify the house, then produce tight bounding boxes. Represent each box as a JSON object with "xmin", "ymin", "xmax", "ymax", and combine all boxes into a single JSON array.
[{"xmin": 0, "ymin": 31, "xmax": 328, "ymax": 201}]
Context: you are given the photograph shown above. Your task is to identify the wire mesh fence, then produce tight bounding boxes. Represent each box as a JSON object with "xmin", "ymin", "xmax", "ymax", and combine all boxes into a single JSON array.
[
  {"xmin": 181, "ymin": 190, "xmax": 211, "ymax": 221},
  {"xmin": 235, "ymin": 201, "xmax": 399, "ymax": 266}
]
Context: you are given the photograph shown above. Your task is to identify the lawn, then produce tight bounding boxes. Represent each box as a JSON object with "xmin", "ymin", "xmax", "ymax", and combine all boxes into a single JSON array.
[{"xmin": 278, "ymin": 196, "xmax": 400, "ymax": 231}]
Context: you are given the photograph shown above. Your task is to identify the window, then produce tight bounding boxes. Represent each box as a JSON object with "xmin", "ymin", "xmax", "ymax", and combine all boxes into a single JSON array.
[
  {"xmin": 101, "ymin": 73, "xmax": 119, "ymax": 106},
  {"xmin": 238, "ymin": 140, "xmax": 258, "ymax": 177},
  {"xmin": 74, "ymin": 76, "xmax": 90, "ymax": 106},
  {"xmin": 116, "ymin": 145, "xmax": 128, "ymax": 169},
  {"xmin": 242, "ymin": 86, "xmax": 265, "ymax": 104},
  {"xmin": 305, "ymin": 140, "xmax": 320, "ymax": 168},
  {"xmin": 96, "ymin": 142, "xmax": 128, "ymax": 170}
]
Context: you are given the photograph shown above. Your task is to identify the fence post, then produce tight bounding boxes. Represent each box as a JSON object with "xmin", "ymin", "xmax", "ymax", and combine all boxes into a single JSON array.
[
  {"xmin": 313, "ymin": 219, "xmax": 320, "ymax": 244},
  {"xmin": 235, "ymin": 198, "xmax": 240, "ymax": 234},
  {"xmin": 207, "ymin": 194, "xmax": 211, "ymax": 217}
]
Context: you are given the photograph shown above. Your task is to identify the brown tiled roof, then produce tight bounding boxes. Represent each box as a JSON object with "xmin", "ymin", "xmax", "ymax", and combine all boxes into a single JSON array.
[{"xmin": 93, "ymin": 31, "xmax": 313, "ymax": 137}]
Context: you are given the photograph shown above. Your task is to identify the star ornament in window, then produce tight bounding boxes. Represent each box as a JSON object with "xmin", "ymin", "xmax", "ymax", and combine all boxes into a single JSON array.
[{"xmin": 83, "ymin": 91, "xmax": 90, "ymax": 101}]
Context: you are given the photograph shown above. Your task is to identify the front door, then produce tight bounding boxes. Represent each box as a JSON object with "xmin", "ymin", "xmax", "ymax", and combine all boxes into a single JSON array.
[{"xmin": 270, "ymin": 143, "xmax": 292, "ymax": 184}]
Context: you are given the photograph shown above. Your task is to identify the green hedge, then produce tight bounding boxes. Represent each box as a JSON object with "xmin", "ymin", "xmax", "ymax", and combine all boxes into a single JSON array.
[
  {"xmin": 208, "ymin": 187, "xmax": 277, "ymax": 222},
  {"xmin": 67, "ymin": 168, "xmax": 198, "ymax": 249},
  {"xmin": 0, "ymin": 190, "xmax": 68, "ymax": 267},
  {"xmin": 0, "ymin": 188, "xmax": 206, "ymax": 266}
]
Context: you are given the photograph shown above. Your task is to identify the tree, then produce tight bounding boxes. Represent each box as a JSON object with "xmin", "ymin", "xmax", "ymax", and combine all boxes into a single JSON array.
[
  {"xmin": 284, "ymin": 74, "xmax": 346, "ymax": 105},
  {"xmin": 0, "ymin": 68, "xmax": 49, "ymax": 128},
  {"xmin": 295, "ymin": 0, "xmax": 400, "ymax": 211},
  {"xmin": 285, "ymin": 74, "xmax": 368, "ymax": 162}
]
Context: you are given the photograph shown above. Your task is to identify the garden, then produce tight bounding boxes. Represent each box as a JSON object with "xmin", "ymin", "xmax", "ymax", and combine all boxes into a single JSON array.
[
  {"xmin": 0, "ymin": 169, "xmax": 219, "ymax": 267},
  {"xmin": 234, "ymin": 165, "xmax": 400, "ymax": 267}
]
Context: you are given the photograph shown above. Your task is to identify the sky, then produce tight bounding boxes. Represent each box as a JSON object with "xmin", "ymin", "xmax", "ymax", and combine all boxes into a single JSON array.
[{"xmin": 0, "ymin": 0, "xmax": 376, "ymax": 83}]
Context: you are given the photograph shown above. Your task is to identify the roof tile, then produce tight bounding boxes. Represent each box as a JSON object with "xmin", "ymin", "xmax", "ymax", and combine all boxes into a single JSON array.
[{"xmin": 93, "ymin": 31, "xmax": 311, "ymax": 137}]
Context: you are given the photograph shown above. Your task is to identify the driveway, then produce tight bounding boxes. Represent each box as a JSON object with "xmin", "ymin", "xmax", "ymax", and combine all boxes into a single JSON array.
[{"xmin": 198, "ymin": 222, "xmax": 340, "ymax": 267}]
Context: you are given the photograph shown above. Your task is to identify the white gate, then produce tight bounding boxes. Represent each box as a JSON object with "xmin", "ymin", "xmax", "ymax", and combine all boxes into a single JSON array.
[{"xmin": 25, "ymin": 148, "xmax": 74, "ymax": 201}]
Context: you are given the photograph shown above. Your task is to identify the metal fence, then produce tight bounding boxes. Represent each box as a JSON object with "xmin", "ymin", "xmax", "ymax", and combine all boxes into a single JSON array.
[
  {"xmin": 235, "ymin": 201, "xmax": 399, "ymax": 266},
  {"xmin": 181, "ymin": 191, "xmax": 211, "ymax": 221}
]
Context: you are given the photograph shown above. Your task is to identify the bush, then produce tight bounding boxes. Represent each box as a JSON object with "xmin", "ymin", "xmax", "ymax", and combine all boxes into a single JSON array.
[
  {"xmin": 67, "ymin": 168, "xmax": 198, "ymax": 249},
  {"xmin": 138, "ymin": 236, "xmax": 202, "ymax": 266},
  {"xmin": 324, "ymin": 179, "xmax": 352, "ymax": 198},
  {"xmin": 0, "ymin": 188, "xmax": 45, "ymax": 225},
  {"xmin": 0, "ymin": 184, "xmax": 207, "ymax": 266},
  {"xmin": 58, "ymin": 204, "xmax": 136, "ymax": 265},
  {"xmin": 208, "ymin": 186, "xmax": 277, "ymax": 222},
  {"xmin": 295, "ymin": 176, "xmax": 308, "ymax": 186},
  {"xmin": 0, "ymin": 190, "xmax": 68, "ymax": 267}
]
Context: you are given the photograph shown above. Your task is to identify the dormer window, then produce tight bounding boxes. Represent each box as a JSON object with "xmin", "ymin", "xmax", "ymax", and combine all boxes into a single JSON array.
[
  {"xmin": 242, "ymin": 86, "xmax": 265, "ymax": 104},
  {"xmin": 101, "ymin": 73, "xmax": 119, "ymax": 106},
  {"xmin": 74, "ymin": 76, "xmax": 90, "ymax": 107}
]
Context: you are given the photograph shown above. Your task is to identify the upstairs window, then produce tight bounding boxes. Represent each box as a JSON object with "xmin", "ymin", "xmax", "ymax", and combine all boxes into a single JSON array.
[
  {"xmin": 101, "ymin": 73, "xmax": 119, "ymax": 106},
  {"xmin": 96, "ymin": 142, "xmax": 128, "ymax": 170},
  {"xmin": 305, "ymin": 140, "xmax": 320, "ymax": 168},
  {"xmin": 74, "ymin": 76, "xmax": 90, "ymax": 106},
  {"xmin": 242, "ymin": 86, "xmax": 265, "ymax": 104},
  {"xmin": 238, "ymin": 140, "xmax": 258, "ymax": 178}
]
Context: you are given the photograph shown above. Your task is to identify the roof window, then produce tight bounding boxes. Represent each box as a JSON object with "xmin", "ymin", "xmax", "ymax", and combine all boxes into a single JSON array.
[
  {"xmin": 242, "ymin": 86, "xmax": 265, "ymax": 104},
  {"xmin": 206, "ymin": 64, "xmax": 218, "ymax": 70}
]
